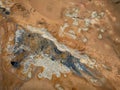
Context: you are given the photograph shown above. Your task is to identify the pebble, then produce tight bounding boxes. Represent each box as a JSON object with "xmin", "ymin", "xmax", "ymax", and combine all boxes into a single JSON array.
[
  {"xmin": 98, "ymin": 34, "xmax": 102, "ymax": 39},
  {"xmin": 28, "ymin": 72, "xmax": 32, "ymax": 78},
  {"xmin": 68, "ymin": 30, "xmax": 77, "ymax": 39},
  {"xmin": 72, "ymin": 18, "xmax": 79, "ymax": 26},
  {"xmin": 82, "ymin": 37, "xmax": 88, "ymax": 43},
  {"xmin": 84, "ymin": 18, "xmax": 91, "ymax": 26},
  {"xmin": 115, "ymin": 38, "xmax": 119, "ymax": 42},
  {"xmin": 64, "ymin": 74, "xmax": 67, "ymax": 77},
  {"xmin": 55, "ymin": 84, "xmax": 64, "ymax": 90},
  {"xmin": 91, "ymin": 11, "xmax": 98, "ymax": 18},
  {"xmin": 100, "ymin": 12, "xmax": 105, "ymax": 17},
  {"xmin": 78, "ymin": 28, "xmax": 82, "ymax": 33},
  {"xmin": 68, "ymin": 30, "xmax": 75, "ymax": 35},
  {"xmin": 100, "ymin": 29, "xmax": 105, "ymax": 33},
  {"xmin": 82, "ymin": 27, "xmax": 89, "ymax": 32}
]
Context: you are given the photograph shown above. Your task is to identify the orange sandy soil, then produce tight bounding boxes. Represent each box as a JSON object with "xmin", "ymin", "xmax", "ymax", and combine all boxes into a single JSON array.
[{"xmin": 0, "ymin": 0, "xmax": 120, "ymax": 90}]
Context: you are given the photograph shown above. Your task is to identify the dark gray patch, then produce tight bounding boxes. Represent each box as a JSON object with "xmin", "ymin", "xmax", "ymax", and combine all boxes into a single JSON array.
[
  {"xmin": 11, "ymin": 61, "xmax": 20, "ymax": 68},
  {"xmin": 53, "ymin": 47, "xmax": 62, "ymax": 54},
  {"xmin": 13, "ymin": 27, "xmax": 95, "ymax": 79}
]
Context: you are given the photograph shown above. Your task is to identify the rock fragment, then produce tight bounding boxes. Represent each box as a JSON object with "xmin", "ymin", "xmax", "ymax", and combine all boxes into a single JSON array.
[{"xmin": 98, "ymin": 34, "xmax": 103, "ymax": 39}]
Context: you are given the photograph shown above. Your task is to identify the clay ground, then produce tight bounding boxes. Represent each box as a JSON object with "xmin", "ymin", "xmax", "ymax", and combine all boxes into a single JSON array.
[{"xmin": 0, "ymin": 0, "xmax": 120, "ymax": 90}]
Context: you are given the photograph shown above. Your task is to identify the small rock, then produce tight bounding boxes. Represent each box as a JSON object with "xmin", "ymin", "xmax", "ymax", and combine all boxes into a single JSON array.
[
  {"xmin": 100, "ymin": 29, "xmax": 105, "ymax": 33},
  {"xmin": 82, "ymin": 27, "xmax": 89, "ymax": 32},
  {"xmin": 98, "ymin": 34, "xmax": 102, "ymax": 39},
  {"xmin": 91, "ymin": 11, "xmax": 98, "ymax": 18},
  {"xmin": 84, "ymin": 18, "xmax": 91, "ymax": 26},
  {"xmin": 55, "ymin": 84, "xmax": 64, "ymax": 90},
  {"xmin": 78, "ymin": 28, "xmax": 82, "ymax": 33},
  {"xmin": 28, "ymin": 72, "xmax": 32, "ymax": 78},
  {"xmin": 100, "ymin": 12, "xmax": 105, "ymax": 17},
  {"xmin": 68, "ymin": 30, "xmax": 75, "ymax": 35},
  {"xmin": 64, "ymin": 74, "xmax": 67, "ymax": 77},
  {"xmin": 68, "ymin": 30, "xmax": 77, "ymax": 39},
  {"xmin": 72, "ymin": 18, "xmax": 79, "ymax": 26},
  {"xmin": 82, "ymin": 37, "xmax": 88, "ymax": 43}
]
